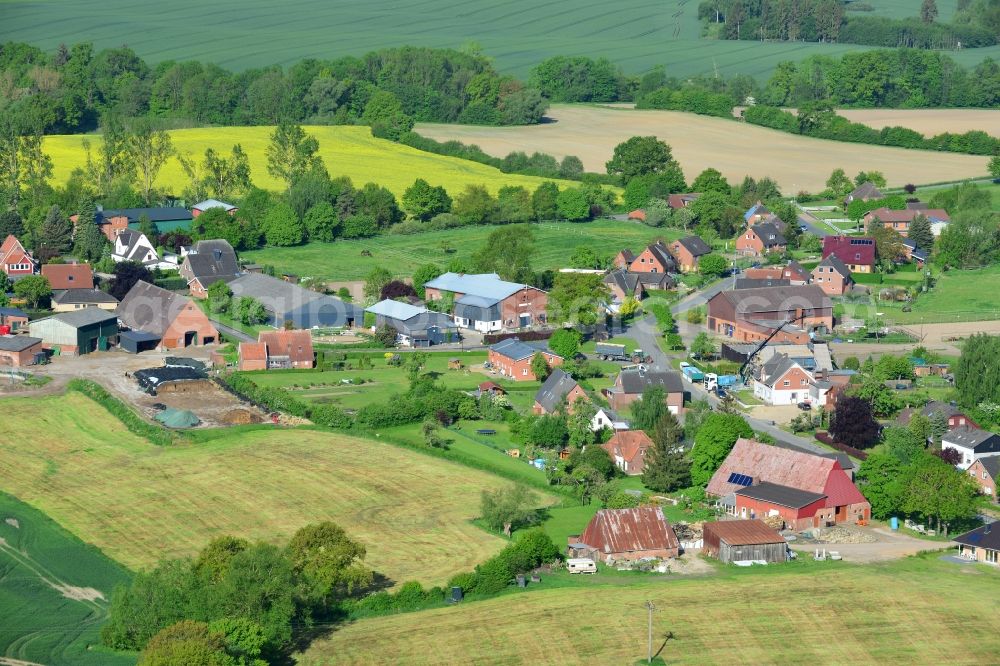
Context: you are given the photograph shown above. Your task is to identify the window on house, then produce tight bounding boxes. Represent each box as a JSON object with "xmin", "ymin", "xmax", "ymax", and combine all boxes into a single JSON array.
[
  {"xmin": 522, "ymin": 368, "xmax": 527, "ymax": 376},
  {"xmin": 783, "ymin": 380, "xmax": 790, "ymax": 387},
  {"xmin": 985, "ymin": 471, "xmax": 990, "ymax": 480}
]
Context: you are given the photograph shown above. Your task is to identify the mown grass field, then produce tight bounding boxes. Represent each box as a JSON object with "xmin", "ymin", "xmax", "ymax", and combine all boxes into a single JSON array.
[
  {"xmin": 0, "ymin": 492, "xmax": 134, "ymax": 666},
  {"xmin": 244, "ymin": 220, "xmax": 678, "ymax": 280},
  {"xmin": 297, "ymin": 555, "xmax": 1000, "ymax": 665},
  {"xmin": 417, "ymin": 105, "xmax": 993, "ymax": 192},
  {"xmin": 3, "ymin": 0, "xmax": 992, "ymax": 79},
  {"xmin": 42, "ymin": 126, "xmax": 573, "ymax": 197},
  {"xmin": 0, "ymin": 391, "xmax": 546, "ymax": 586}
]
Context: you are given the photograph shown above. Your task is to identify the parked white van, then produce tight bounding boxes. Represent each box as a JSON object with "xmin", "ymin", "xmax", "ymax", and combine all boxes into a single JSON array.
[{"xmin": 566, "ymin": 558, "xmax": 597, "ymax": 574}]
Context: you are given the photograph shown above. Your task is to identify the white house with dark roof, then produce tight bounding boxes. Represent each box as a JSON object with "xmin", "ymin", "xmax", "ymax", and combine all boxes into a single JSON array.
[
  {"xmin": 112, "ymin": 229, "xmax": 177, "ymax": 270},
  {"xmin": 941, "ymin": 427, "xmax": 1000, "ymax": 470},
  {"xmin": 753, "ymin": 354, "xmax": 825, "ymax": 406}
]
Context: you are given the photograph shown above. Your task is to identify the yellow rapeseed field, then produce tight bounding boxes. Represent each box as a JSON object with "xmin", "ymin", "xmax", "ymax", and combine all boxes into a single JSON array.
[{"xmin": 43, "ymin": 126, "xmax": 574, "ymax": 197}]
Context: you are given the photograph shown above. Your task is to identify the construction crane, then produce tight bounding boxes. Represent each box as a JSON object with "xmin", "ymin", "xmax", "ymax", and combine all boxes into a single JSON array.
[{"xmin": 736, "ymin": 312, "xmax": 809, "ymax": 384}]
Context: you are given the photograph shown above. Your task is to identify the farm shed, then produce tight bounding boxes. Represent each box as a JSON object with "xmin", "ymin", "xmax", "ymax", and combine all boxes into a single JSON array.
[
  {"xmin": 702, "ymin": 520, "xmax": 788, "ymax": 564},
  {"xmin": 228, "ymin": 273, "xmax": 361, "ymax": 329},
  {"xmin": 568, "ymin": 506, "xmax": 679, "ymax": 563},
  {"xmin": 120, "ymin": 330, "xmax": 161, "ymax": 354},
  {"xmin": 28, "ymin": 307, "xmax": 119, "ymax": 355},
  {"xmin": 0, "ymin": 335, "xmax": 44, "ymax": 367}
]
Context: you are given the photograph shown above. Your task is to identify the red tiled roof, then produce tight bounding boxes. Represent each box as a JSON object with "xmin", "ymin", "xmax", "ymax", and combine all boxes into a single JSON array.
[
  {"xmin": 41, "ymin": 263, "xmax": 94, "ymax": 290},
  {"xmin": 577, "ymin": 506, "xmax": 678, "ymax": 555},
  {"xmin": 479, "ymin": 381, "xmax": 504, "ymax": 392},
  {"xmin": 258, "ymin": 329, "xmax": 313, "ymax": 364},
  {"xmin": 822, "ymin": 236, "xmax": 876, "ymax": 267},
  {"xmin": 628, "ymin": 209, "xmax": 646, "ymax": 221},
  {"xmin": 239, "ymin": 342, "xmax": 267, "ymax": 362},
  {"xmin": 865, "ymin": 207, "xmax": 950, "ymax": 223},
  {"xmin": 707, "ymin": 438, "xmax": 867, "ymax": 510},
  {"xmin": 602, "ymin": 430, "xmax": 653, "ymax": 465}
]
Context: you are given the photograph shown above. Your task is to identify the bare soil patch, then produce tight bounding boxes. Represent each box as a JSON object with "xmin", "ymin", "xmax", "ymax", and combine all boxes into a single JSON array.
[{"xmin": 416, "ymin": 105, "xmax": 989, "ymax": 192}]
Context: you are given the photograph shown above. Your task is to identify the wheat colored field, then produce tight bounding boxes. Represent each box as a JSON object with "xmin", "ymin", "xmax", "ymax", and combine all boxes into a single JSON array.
[
  {"xmin": 42, "ymin": 126, "xmax": 572, "ymax": 197},
  {"xmin": 416, "ymin": 105, "xmax": 991, "ymax": 192},
  {"xmin": 0, "ymin": 392, "xmax": 517, "ymax": 585},
  {"xmin": 837, "ymin": 109, "xmax": 1000, "ymax": 137},
  {"xmin": 298, "ymin": 557, "xmax": 1000, "ymax": 665}
]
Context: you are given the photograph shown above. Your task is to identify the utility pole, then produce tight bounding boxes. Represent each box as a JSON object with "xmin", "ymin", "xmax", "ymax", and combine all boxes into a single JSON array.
[{"xmin": 645, "ymin": 600, "xmax": 656, "ymax": 664}]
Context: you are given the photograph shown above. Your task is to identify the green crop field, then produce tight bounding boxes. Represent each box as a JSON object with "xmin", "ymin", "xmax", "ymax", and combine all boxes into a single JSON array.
[
  {"xmin": 244, "ymin": 220, "xmax": 678, "ymax": 280},
  {"xmin": 2, "ymin": 0, "xmax": 994, "ymax": 80},
  {"xmin": 0, "ymin": 492, "xmax": 134, "ymax": 666},
  {"xmin": 42, "ymin": 126, "xmax": 573, "ymax": 198},
  {"xmin": 0, "ymin": 391, "xmax": 557, "ymax": 586},
  {"xmin": 297, "ymin": 555, "xmax": 1000, "ymax": 665}
]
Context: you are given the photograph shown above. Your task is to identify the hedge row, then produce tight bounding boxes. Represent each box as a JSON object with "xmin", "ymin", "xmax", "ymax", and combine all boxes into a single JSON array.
[
  {"xmin": 744, "ymin": 105, "xmax": 1000, "ymax": 157},
  {"xmin": 66, "ymin": 379, "xmax": 179, "ymax": 446},
  {"xmin": 220, "ymin": 373, "xmax": 352, "ymax": 428},
  {"xmin": 636, "ymin": 87, "xmax": 735, "ymax": 118},
  {"xmin": 815, "ymin": 431, "xmax": 870, "ymax": 461}
]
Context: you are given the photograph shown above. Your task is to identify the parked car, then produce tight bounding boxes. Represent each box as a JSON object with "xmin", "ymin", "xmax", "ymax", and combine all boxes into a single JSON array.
[{"xmin": 797, "ymin": 401, "xmax": 812, "ymax": 411}]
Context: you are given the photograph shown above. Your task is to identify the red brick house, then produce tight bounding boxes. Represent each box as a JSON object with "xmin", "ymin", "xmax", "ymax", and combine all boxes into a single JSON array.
[
  {"xmin": 744, "ymin": 262, "xmax": 810, "ymax": 285},
  {"xmin": 966, "ymin": 458, "xmax": 998, "ymax": 503},
  {"xmin": 533, "ymin": 368, "xmax": 588, "ymax": 415},
  {"xmin": 239, "ymin": 330, "xmax": 313, "ymax": 370},
  {"xmin": 568, "ymin": 506, "xmax": 679, "ymax": 563},
  {"xmin": 238, "ymin": 342, "xmax": 268, "ymax": 371},
  {"xmin": 822, "ymin": 236, "xmax": 876, "ymax": 273},
  {"xmin": 41, "ymin": 263, "xmax": 94, "ymax": 290},
  {"xmin": 862, "ymin": 207, "xmax": 950, "ymax": 237},
  {"xmin": 736, "ymin": 222, "xmax": 786, "ymax": 257},
  {"xmin": 612, "ymin": 249, "xmax": 636, "ymax": 270},
  {"xmin": 487, "ymin": 338, "xmax": 562, "ymax": 381},
  {"xmin": 0, "ymin": 335, "xmax": 44, "ymax": 367},
  {"xmin": 627, "ymin": 241, "xmax": 677, "ymax": 274},
  {"xmin": 423, "ymin": 273, "xmax": 548, "ymax": 332},
  {"xmin": 603, "ymin": 269, "xmax": 646, "ymax": 303},
  {"xmin": 605, "ymin": 368, "xmax": 684, "ymax": 413},
  {"xmin": 708, "ymin": 438, "xmax": 870, "ymax": 529},
  {"xmin": 811, "ymin": 255, "xmax": 852, "ymax": 296},
  {"xmin": 743, "ymin": 201, "xmax": 772, "ymax": 225},
  {"xmin": 116, "ymin": 281, "xmax": 219, "ymax": 349},
  {"xmin": 602, "ymin": 430, "xmax": 653, "ymax": 475},
  {"xmin": 897, "ymin": 401, "xmax": 979, "ymax": 432},
  {"xmin": 707, "ymin": 285, "xmax": 833, "ymax": 343},
  {"xmin": 0, "ymin": 235, "xmax": 36, "ymax": 279},
  {"xmin": 669, "ymin": 235, "xmax": 712, "ymax": 273},
  {"xmin": 667, "ymin": 193, "xmax": 700, "ymax": 209},
  {"xmin": 192, "ymin": 199, "xmax": 238, "ymax": 217}
]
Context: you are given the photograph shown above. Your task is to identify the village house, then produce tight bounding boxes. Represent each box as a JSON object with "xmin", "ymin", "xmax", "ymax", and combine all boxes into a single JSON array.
[
  {"xmin": 669, "ymin": 235, "xmax": 712, "ymax": 273},
  {"xmin": 487, "ymin": 337, "xmax": 562, "ymax": 381},
  {"xmin": 966, "ymin": 458, "xmax": 998, "ymax": 503},
  {"xmin": 51, "ymin": 288, "xmax": 119, "ymax": 313},
  {"xmin": 0, "ymin": 235, "xmax": 36, "ymax": 280},
  {"xmin": 112, "ymin": 229, "xmax": 177, "ymax": 270},
  {"xmin": 591, "ymin": 406, "xmax": 629, "ymax": 432},
  {"xmin": 941, "ymin": 427, "xmax": 1000, "ymax": 470},
  {"xmin": 707, "ymin": 438, "xmax": 870, "ymax": 529},
  {"xmin": 702, "ymin": 520, "xmax": 788, "ymax": 564},
  {"xmin": 954, "ymin": 523, "xmax": 999, "ymax": 566},
  {"xmin": 477, "ymin": 381, "xmax": 505, "ymax": 399},
  {"xmin": 862, "ymin": 207, "xmax": 950, "ymax": 237},
  {"xmin": 41, "ymin": 263, "xmax": 93, "ymax": 290},
  {"xmin": 192, "ymin": 199, "xmax": 238, "ymax": 217},
  {"xmin": 901, "ymin": 238, "xmax": 929, "ymax": 267},
  {"xmin": 228, "ymin": 273, "xmax": 362, "ymax": 329},
  {"xmin": 73, "ymin": 206, "xmax": 193, "ymax": 242},
  {"xmin": 822, "ymin": 236, "xmax": 876, "ymax": 273},
  {"xmin": 366, "ymin": 299, "xmax": 458, "ymax": 347},
  {"xmin": 735, "ymin": 222, "xmax": 787, "ymax": 257},
  {"xmin": 897, "ymin": 400, "xmax": 978, "ymax": 432},
  {"xmin": 179, "ymin": 239, "xmax": 241, "ymax": 298},
  {"xmin": 743, "ymin": 201, "xmax": 772, "ymax": 226},
  {"xmin": 533, "ymin": 368, "xmax": 588, "ymax": 415},
  {"xmin": 605, "ymin": 368, "xmax": 684, "ymax": 413},
  {"xmin": 602, "ymin": 269, "xmax": 646, "ymax": 303},
  {"xmin": 0, "ymin": 307, "xmax": 29, "ymax": 333},
  {"xmin": 117, "ymin": 281, "xmax": 219, "ymax": 349},
  {"xmin": 811, "ymin": 255, "xmax": 853, "ymax": 296},
  {"xmin": 28, "ymin": 307, "xmax": 120, "ymax": 355},
  {"xmin": 423, "ymin": 272, "xmax": 548, "ymax": 332},
  {"xmin": 745, "ymin": 262, "xmax": 810, "ymax": 285},
  {"xmin": 568, "ymin": 506, "xmax": 679, "ymax": 563},
  {"xmin": 753, "ymin": 354, "xmax": 827, "ymax": 406},
  {"xmin": 844, "ymin": 181, "xmax": 883, "ymax": 206},
  {"xmin": 238, "ymin": 329, "xmax": 314, "ymax": 371},
  {"xmin": 734, "ymin": 277, "xmax": 790, "ymax": 289},
  {"xmin": 616, "ymin": 241, "xmax": 677, "ymax": 274},
  {"xmin": 667, "ymin": 193, "xmax": 700, "ymax": 209},
  {"xmin": 0, "ymin": 334, "xmax": 44, "ymax": 367},
  {"xmin": 707, "ymin": 284, "xmax": 833, "ymax": 343},
  {"xmin": 602, "ymin": 430, "xmax": 653, "ymax": 476}
]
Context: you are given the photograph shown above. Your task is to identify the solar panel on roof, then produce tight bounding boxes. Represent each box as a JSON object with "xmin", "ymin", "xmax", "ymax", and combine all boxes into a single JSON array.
[{"xmin": 727, "ymin": 472, "xmax": 753, "ymax": 487}]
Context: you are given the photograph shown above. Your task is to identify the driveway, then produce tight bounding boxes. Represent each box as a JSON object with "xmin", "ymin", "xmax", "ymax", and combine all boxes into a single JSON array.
[
  {"xmin": 671, "ymin": 276, "xmax": 735, "ymax": 315},
  {"xmin": 789, "ymin": 527, "xmax": 950, "ymax": 564}
]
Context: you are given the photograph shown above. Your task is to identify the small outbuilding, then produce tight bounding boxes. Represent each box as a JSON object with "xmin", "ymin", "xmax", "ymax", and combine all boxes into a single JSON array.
[
  {"xmin": 0, "ymin": 335, "xmax": 44, "ymax": 367},
  {"xmin": 28, "ymin": 307, "xmax": 119, "ymax": 355},
  {"xmin": 119, "ymin": 330, "xmax": 162, "ymax": 354},
  {"xmin": 702, "ymin": 520, "xmax": 788, "ymax": 564},
  {"xmin": 568, "ymin": 506, "xmax": 679, "ymax": 563}
]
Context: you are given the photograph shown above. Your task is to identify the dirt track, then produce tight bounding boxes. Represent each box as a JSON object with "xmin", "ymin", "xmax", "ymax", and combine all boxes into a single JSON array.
[{"xmin": 416, "ymin": 105, "xmax": 990, "ymax": 192}]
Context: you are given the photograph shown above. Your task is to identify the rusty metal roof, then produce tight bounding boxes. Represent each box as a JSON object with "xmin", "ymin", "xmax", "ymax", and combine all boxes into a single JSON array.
[
  {"xmin": 703, "ymin": 520, "xmax": 786, "ymax": 546},
  {"xmin": 577, "ymin": 506, "xmax": 678, "ymax": 555}
]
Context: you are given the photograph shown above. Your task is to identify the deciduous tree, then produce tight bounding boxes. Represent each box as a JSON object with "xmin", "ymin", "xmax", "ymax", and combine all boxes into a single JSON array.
[
  {"xmin": 109, "ymin": 261, "xmax": 153, "ymax": 300},
  {"xmin": 471, "ymin": 225, "xmax": 535, "ymax": 284},
  {"xmin": 830, "ymin": 396, "xmax": 881, "ymax": 448},
  {"xmin": 698, "ymin": 253, "xmax": 726, "ymax": 277},
  {"xmin": 547, "ymin": 328, "xmax": 581, "ymax": 360},
  {"xmin": 690, "ymin": 412, "xmax": 753, "ymax": 485},
  {"xmin": 266, "ymin": 123, "xmax": 322, "ymax": 190},
  {"xmin": 480, "ymin": 485, "xmax": 540, "ymax": 536},
  {"xmin": 12, "ymin": 275, "xmax": 51, "ymax": 308},
  {"xmin": 127, "ymin": 119, "xmax": 173, "ymax": 204},
  {"xmin": 402, "ymin": 178, "xmax": 452, "ymax": 221},
  {"xmin": 605, "ymin": 136, "xmax": 674, "ymax": 183}
]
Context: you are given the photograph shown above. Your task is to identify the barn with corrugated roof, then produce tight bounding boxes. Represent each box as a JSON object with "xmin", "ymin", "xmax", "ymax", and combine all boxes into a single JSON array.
[
  {"xmin": 702, "ymin": 520, "xmax": 788, "ymax": 564},
  {"xmin": 567, "ymin": 506, "xmax": 679, "ymax": 563}
]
